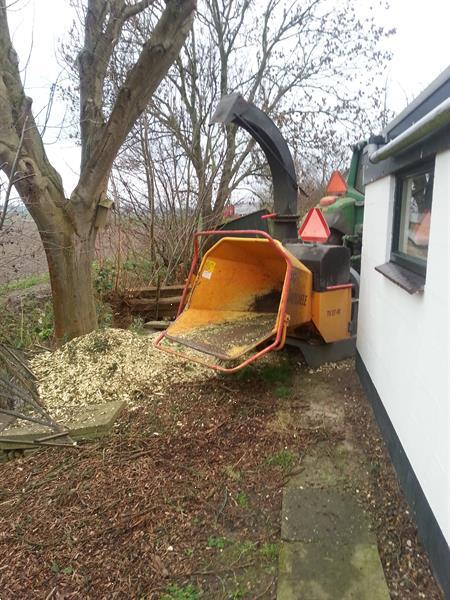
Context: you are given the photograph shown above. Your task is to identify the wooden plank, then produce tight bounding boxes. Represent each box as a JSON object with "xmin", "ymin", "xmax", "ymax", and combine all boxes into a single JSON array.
[
  {"xmin": 122, "ymin": 285, "xmax": 186, "ymax": 299},
  {"xmin": 126, "ymin": 295, "xmax": 181, "ymax": 308}
]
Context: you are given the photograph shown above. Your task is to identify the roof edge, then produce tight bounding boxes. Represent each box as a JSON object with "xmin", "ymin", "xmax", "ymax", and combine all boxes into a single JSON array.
[{"xmin": 384, "ymin": 65, "xmax": 450, "ymax": 136}]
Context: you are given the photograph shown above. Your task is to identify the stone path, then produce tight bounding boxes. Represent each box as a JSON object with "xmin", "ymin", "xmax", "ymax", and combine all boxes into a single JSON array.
[{"xmin": 277, "ymin": 375, "xmax": 390, "ymax": 599}]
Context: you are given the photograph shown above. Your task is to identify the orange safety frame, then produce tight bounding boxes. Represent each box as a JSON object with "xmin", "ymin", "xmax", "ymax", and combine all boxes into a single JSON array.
[{"xmin": 154, "ymin": 230, "xmax": 294, "ymax": 373}]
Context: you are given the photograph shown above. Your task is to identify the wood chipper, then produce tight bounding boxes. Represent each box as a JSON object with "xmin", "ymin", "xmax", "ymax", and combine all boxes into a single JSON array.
[{"xmin": 155, "ymin": 93, "xmax": 357, "ymax": 371}]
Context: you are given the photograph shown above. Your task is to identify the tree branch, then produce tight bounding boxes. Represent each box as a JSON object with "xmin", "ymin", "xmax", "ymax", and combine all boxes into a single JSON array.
[
  {"xmin": 124, "ymin": 0, "xmax": 155, "ymax": 19},
  {"xmin": 0, "ymin": 113, "xmax": 28, "ymax": 230},
  {"xmin": 0, "ymin": 6, "xmax": 66, "ymax": 232},
  {"xmin": 75, "ymin": 0, "xmax": 196, "ymax": 203}
]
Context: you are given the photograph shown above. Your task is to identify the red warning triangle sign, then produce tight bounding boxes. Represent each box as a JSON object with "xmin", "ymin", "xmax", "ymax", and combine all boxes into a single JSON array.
[
  {"xmin": 326, "ymin": 171, "xmax": 347, "ymax": 195},
  {"xmin": 298, "ymin": 208, "xmax": 330, "ymax": 243}
]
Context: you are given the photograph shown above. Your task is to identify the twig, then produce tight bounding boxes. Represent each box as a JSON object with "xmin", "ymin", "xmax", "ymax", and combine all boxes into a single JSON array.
[
  {"xmin": 215, "ymin": 486, "xmax": 228, "ymax": 521},
  {"xmin": 253, "ymin": 578, "xmax": 275, "ymax": 599},
  {"xmin": 0, "ymin": 407, "xmax": 51, "ymax": 428},
  {"xmin": 0, "ymin": 435, "xmax": 76, "ymax": 448},
  {"xmin": 0, "ymin": 115, "xmax": 29, "ymax": 230},
  {"xmin": 205, "ymin": 420, "xmax": 227, "ymax": 434},
  {"xmin": 217, "ymin": 384, "xmax": 239, "ymax": 393},
  {"xmin": 36, "ymin": 440, "xmax": 77, "ymax": 448},
  {"xmin": 0, "ymin": 437, "xmax": 38, "ymax": 446},
  {"xmin": 44, "ymin": 587, "xmax": 56, "ymax": 600},
  {"xmin": 35, "ymin": 431, "xmax": 71, "ymax": 442},
  {"xmin": 33, "ymin": 343, "xmax": 52, "ymax": 352}
]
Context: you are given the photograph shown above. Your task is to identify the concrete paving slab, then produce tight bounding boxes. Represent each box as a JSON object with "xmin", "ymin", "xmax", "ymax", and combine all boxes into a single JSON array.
[
  {"xmin": 281, "ymin": 488, "xmax": 373, "ymax": 545},
  {"xmin": 278, "ymin": 541, "xmax": 390, "ymax": 600},
  {"xmin": 288, "ymin": 442, "xmax": 369, "ymax": 489},
  {"xmin": 0, "ymin": 400, "xmax": 125, "ymax": 451},
  {"xmin": 276, "ymin": 362, "xmax": 390, "ymax": 599}
]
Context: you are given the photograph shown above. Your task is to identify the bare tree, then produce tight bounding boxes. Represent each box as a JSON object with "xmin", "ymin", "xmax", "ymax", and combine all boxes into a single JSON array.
[
  {"xmin": 0, "ymin": 0, "xmax": 195, "ymax": 341},
  {"xmin": 143, "ymin": 0, "xmax": 393, "ymax": 224},
  {"xmin": 57, "ymin": 0, "xmax": 393, "ymax": 290},
  {"xmin": 112, "ymin": 114, "xmax": 208, "ymax": 283},
  {"xmin": 100, "ymin": 0, "xmax": 392, "ymax": 282}
]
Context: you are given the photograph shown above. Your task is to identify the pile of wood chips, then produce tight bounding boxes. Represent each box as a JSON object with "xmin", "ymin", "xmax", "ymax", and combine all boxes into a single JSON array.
[{"xmin": 30, "ymin": 329, "xmax": 212, "ymax": 419}]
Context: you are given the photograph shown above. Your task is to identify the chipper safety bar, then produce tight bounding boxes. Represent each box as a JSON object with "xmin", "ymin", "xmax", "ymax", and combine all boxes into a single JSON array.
[{"xmin": 155, "ymin": 230, "xmax": 313, "ymax": 373}]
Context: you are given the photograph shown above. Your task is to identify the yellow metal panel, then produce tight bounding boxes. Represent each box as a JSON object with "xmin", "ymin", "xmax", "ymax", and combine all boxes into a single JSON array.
[
  {"xmin": 286, "ymin": 267, "xmax": 312, "ymax": 328},
  {"xmin": 311, "ymin": 288, "xmax": 352, "ymax": 343},
  {"xmin": 165, "ymin": 236, "xmax": 314, "ymax": 360},
  {"xmin": 188, "ymin": 237, "xmax": 312, "ymax": 328}
]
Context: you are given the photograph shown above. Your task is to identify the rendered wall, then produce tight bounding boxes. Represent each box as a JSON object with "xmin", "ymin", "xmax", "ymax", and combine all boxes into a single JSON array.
[{"xmin": 357, "ymin": 149, "xmax": 450, "ymax": 545}]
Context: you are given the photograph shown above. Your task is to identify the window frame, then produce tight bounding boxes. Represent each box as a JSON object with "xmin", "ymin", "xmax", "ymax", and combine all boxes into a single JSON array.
[{"xmin": 391, "ymin": 159, "xmax": 435, "ymax": 278}]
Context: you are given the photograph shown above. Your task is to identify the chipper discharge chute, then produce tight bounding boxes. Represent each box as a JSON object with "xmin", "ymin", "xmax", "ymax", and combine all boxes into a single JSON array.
[{"xmin": 155, "ymin": 93, "xmax": 355, "ymax": 371}]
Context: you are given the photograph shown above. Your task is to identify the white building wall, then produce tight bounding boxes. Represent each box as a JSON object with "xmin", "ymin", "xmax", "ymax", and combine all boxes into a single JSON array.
[{"xmin": 357, "ymin": 149, "xmax": 450, "ymax": 545}]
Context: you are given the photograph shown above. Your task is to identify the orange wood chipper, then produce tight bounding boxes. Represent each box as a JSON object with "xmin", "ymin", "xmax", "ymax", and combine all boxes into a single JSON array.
[{"xmin": 155, "ymin": 94, "xmax": 358, "ymax": 371}]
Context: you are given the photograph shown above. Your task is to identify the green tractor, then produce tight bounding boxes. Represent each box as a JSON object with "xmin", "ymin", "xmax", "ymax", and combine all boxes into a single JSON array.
[{"xmin": 317, "ymin": 141, "xmax": 368, "ymax": 272}]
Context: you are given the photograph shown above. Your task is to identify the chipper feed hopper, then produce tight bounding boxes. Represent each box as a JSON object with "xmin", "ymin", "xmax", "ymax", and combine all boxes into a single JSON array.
[{"xmin": 155, "ymin": 94, "xmax": 355, "ymax": 372}]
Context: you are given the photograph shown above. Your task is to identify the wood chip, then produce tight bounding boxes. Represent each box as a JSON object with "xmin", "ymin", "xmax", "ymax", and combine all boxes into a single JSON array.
[{"xmin": 30, "ymin": 329, "xmax": 213, "ymax": 420}]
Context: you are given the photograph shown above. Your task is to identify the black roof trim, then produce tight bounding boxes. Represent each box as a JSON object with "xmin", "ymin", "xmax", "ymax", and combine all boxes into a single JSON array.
[
  {"xmin": 384, "ymin": 66, "xmax": 450, "ymax": 140},
  {"xmin": 365, "ymin": 67, "xmax": 450, "ymax": 184},
  {"xmin": 365, "ymin": 124, "xmax": 450, "ymax": 185}
]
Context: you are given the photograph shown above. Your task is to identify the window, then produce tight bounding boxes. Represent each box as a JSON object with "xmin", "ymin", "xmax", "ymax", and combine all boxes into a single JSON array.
[{"xmin": 391, "ymin": 162, "xmax": 434, "ymax": 277}]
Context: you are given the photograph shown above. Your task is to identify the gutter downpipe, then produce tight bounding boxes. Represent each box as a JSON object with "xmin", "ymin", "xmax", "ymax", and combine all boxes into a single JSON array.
[{"xmin": 369, "ymin": 97, "xmax": 450, "ymax": 164}]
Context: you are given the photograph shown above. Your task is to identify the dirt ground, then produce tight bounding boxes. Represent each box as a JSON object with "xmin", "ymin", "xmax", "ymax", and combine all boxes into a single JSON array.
[
  {"xmin": 0, "ymin": 215, "xmax": 146, "ymax": 286},
  {"xmin": 0, "ymin": 217, "xmax": 47, "ymax": 285},
  {"xmin": 0, "ymin": 350, "xmax": 443, "ymax": 599}
]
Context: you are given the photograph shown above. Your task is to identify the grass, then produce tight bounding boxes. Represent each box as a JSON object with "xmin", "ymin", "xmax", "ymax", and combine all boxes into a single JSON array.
[
  {"xmin": 161, "ymin": 584, "xmax": 201, "ymax": 600},
  {"xmin": 259, "ymin": 542, "xmax": 279, "ymax": 561},
  {"xmin": 274, "ymin": 384, "xmax": 291, "ymax": 399},
  {"xmin": 258, "ymin": 359, "xmax": 293, "ymax": 385},
  {"xmin": 223, "ymin": 465, "xmax": 241, "ymax": 481},
  {"xmin": 128, "ymin": 316, "xmax": 146, "ymax": 335},
  {"xmin": 236, "ymin": 491, "xmax": 249, "ymax": 509},
  {"xmin": 265, "ymin": 449, "xmax": 295, "ymax": 470},
  {"xmin": 207, "ymin": 536, "xmax": 227, "ymax": 549},
  {"xmin": 0, "ymin": 296, "xmax": 54, "ymax": 348},
  {"xmin": 0, "ymin": 269, "xmax": 116, "ymax": 349},
  {"xmin": 50, "ymin": 562, "xmax": 74, "ymax": 575},
  {"xmin": 0, "ymin": 272, "xmax": 49, "ymax": 296},
  {"xmin": 229, "ymin": 356, "xmax": 295, "ymax": 393}
]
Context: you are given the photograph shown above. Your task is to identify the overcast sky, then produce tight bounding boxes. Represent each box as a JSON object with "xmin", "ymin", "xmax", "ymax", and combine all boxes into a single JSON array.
[{"xmin": 5, "ymin": 0, "xmax": 450, "ymax": 193}]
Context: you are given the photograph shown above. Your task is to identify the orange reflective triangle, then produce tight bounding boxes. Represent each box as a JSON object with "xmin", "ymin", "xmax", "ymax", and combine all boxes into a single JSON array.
[
  {"xmin": 298, "ymin": 208, "xmax": 330, "ymax": 243},
  {"xmin": 326, "ymin": 171, "xmax": 347, "ymax": 195},
  {"xmin": 410, "ymin": 211, "xmax": 431, "ymax": 247}
]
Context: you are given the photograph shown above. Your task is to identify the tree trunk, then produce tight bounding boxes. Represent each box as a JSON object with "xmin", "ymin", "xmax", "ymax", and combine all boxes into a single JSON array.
[
  {"xmin": 1, "ymin": 0, "xmax": 196, "ymax": 344},
  {"xmin": 43, "ymin": 228, "xmax": 98, "ymax": 342}
]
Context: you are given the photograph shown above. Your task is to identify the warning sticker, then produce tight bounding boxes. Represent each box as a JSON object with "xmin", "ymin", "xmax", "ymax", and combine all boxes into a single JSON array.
[
  {"xmin": 202, "ymin": 259, "xmax": 216, "ymax": 280},
  {"xmin": 204, "ymin": 259, "xmax": 216, "ymax": 273}
]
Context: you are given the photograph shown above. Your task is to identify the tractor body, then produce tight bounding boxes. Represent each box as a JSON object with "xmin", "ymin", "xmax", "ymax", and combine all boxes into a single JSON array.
[{"xmin": 318, "ymin": 142, "xmax": 368, "ymax": 271}]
